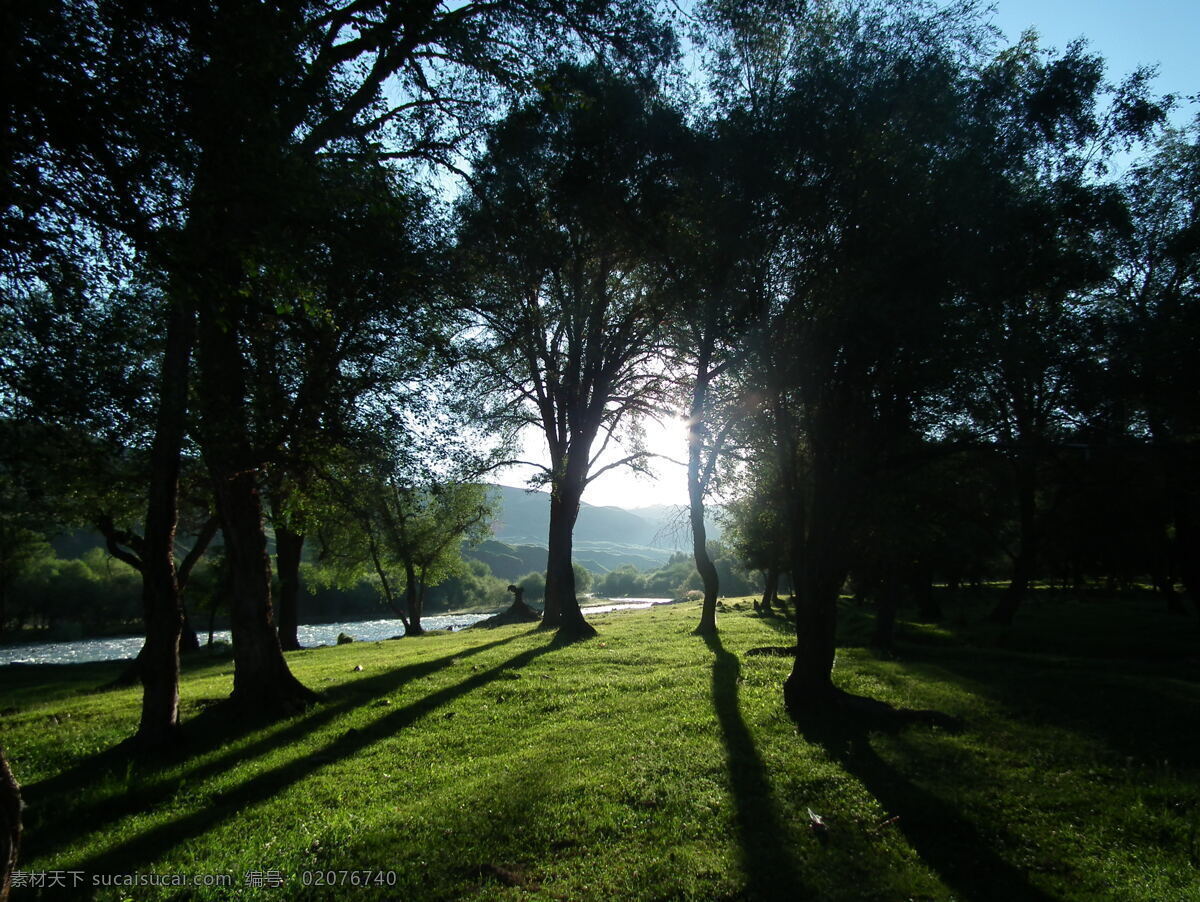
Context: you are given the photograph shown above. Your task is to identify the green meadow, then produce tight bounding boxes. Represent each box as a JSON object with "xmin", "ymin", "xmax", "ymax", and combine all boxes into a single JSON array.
[{"xmin": 3, "ymin": 596, "xmax": 1198, "ymax": 901}]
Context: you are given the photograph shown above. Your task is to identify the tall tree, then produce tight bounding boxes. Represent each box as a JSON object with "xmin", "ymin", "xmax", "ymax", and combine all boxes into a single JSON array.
[
  {"xmin": 245, "ymin": 156, "xmax": 440, "ymax": 651},
  {"xmin": 8, "ymin": 0, "xmax": 673, "ymax": 727},
  {"xmin": 665, "ymin": 123, "xmax": 764, "ymax": 635},
  {"xmin": 1102, "ymin": 119, "xmax": 1200, "ymax": 609},
  {"xmin": 953, "ymin": 33, "xmax": 1166, "ymax": 624},
  {"xmin": 0, "ymin": 281, "xmax": 214, "ymax": 743},
  {"xmin": 706, "ymin": 0, "xmax": 1002, "ymax": 714},
  {"xmin": 456, "ymin": 65, "xmax": 684, "ymax": 638}
]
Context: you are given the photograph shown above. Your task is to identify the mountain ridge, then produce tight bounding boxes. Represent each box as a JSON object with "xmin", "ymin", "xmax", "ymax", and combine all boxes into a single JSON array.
[{"xmin": 483, "ymin": 483, "xmax": 720, "ymax": 573}]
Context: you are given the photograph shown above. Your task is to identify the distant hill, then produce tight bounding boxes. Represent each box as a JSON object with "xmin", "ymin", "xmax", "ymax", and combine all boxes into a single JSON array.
[
  {"xmin": 55, "ymin": 485, "xmax": 720, "ymax": 580},
  {"xmin": 465, "ymin": 540, "xmax": 548, "ymax": 582},
  {"xmin": 482, "ymin": 484, "xmax": 721, "ymax": 573}
]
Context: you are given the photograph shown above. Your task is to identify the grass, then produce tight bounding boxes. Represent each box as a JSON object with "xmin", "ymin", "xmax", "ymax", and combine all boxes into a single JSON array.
[{"xmin": 2, "ymin": 593, "xmax": 1199, "ymax": 900}]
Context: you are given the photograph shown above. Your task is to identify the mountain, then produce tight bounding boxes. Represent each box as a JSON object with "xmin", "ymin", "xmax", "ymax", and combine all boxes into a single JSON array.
[{"xmin": 481, "ymin": 484, "xmax": 721, "ymax": 573}]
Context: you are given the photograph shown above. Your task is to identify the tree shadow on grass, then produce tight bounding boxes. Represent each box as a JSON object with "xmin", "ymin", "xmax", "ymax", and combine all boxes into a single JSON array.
[
  {"xmin": 901, "ymin": 648, "xmax": 1200, "ymax": 770},
  {"xmin": 21, "ymin": 631, "xmax": 532, "ymax": 865},
  {"xmin": 44, "ymin": 636, "xmax": 564, "ymax": 883},
  {"xmin": 704, "ymin": 633, "xmax": 813, "ymax": 900},
  {"xmin": 794, "ymin": 704, "xmax": 1056, "ymax": 902}
]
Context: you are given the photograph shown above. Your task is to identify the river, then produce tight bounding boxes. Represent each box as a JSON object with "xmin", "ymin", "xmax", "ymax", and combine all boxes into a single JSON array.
[{"xmin": 0, "ymin": 598, "xmax": 673, "ymax": 666}]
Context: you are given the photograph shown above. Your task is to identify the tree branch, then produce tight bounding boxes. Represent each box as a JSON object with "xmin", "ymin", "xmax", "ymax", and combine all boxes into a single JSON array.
[
  {"xmin": 96, "ymin": 516, "xmax": 144, "ymax": 573},
  {"xmin": 177, "ymin": 514, "xmax": 220, "ymax": 591}
]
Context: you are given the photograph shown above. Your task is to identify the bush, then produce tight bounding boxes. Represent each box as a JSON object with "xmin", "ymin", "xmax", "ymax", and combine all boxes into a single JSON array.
[{"xmin": 516, "ymin": 571, "xmax": 546, "ymax": 600}]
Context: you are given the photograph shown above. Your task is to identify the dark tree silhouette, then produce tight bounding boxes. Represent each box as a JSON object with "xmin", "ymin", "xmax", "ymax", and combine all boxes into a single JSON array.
[
  {"xmin": 1102, "ymin": 121, "xmax": 1200, "ymax": 612},
  {"xmin": 7, "ymin": 0, "xmax": 673, "ymax": 728},
  {"xmin": 456, "ymin": 66, "xmax": 684, "ymax": 639}
]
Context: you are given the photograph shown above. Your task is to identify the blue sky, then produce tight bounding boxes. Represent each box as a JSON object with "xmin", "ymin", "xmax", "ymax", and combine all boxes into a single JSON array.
[{"xmin": 988, "ymin": 0, "xmax": 1197, "ymax": 123}]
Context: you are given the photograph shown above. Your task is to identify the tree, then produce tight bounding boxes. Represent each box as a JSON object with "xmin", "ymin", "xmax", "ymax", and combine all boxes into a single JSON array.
[
  {"xmin": 0, "ymin": 521, "xmax": 50, "ymax": 638},
  {"xmin": 0, "ymin": 283, "xmax": 217, "ymax": 742},
  {"xmin": 8, "ymin": 0, "xmax": 673, "ymax": 733},
  {"xmin": 705, "ymin": 0, "xmax": 1007, "ymax": 714},
  {"xmin": 517, "ymin": 570, "xmax": 547, "ymax": 601},
  {"xmin": 317, "ymin": 470, "xmax": 496, "ymax": 634},
  {"xmin": 721, "ymin": 460, "xmax": 789, "ymax": 616},
  {"xmin": 1101, "ymin": 119, "xmax": 1200, "ymax": 611},
  {"xmin": 951, "ymin": 34, "xmax": 1166, "ymax": 624},
  {"xmin": 663, "ymin": 122, "xmax": 764, "ymax": 635},
  {"xmin": 244, "ymin": 156, "xmax": 441, "ymax": 651},
  {"xmin": 456, "ymin": 65, "xmax": 684, "ymax": 639}
]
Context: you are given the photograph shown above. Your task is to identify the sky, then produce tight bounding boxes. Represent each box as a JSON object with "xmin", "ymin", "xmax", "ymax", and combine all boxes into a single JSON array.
[
  {"xmin": 492, "ymin": 0, "xmax": 1199, "ymax": 512},
  {"xmin": 987, "ymin": 0, "xmax": 1198, "ymax": 125}
]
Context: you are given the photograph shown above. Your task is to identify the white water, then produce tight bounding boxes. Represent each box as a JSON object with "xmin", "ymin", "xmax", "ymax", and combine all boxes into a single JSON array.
[{"xmin": 0, "ymin": 598, "xmax": 675, "ymax": 666}]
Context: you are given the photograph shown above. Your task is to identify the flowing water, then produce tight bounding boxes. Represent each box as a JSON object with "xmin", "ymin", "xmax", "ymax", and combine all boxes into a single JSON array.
[{"xmin": 0, "ymin": 597, "xmax": 674, "ymax": 666}]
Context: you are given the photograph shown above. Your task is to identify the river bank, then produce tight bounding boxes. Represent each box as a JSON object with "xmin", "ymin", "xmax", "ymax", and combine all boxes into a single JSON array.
[{"xmin": 0, "ymin": 597, "xmax": 675, "ymax": 666}]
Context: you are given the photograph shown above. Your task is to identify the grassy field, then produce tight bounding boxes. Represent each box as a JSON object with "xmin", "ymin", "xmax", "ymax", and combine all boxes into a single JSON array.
[{"xmin": 2, "ymin": 593, "xmax": 1198, "ymax": 900}]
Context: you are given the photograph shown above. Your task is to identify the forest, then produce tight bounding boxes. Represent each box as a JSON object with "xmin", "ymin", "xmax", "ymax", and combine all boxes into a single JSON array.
[{"xmin": 1, "ymin": 0, "xmax": 1198, "ymax": 898}]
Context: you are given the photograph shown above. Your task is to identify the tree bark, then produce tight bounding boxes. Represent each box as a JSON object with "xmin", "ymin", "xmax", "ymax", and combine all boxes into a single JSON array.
[
  {"xmin": 783, "ymin": 463, "xmax": 847, "ymax": 716},
  {"xmin": 1150, "ymin": 426, "xmax": 1200, "ymax": 617},
  {"xmin": 541, "ymin": 476, "xmax": 595, "ymax": 639},
  {"xmin": 275, "ymin": 524, "xmax": 305, "ymax": 651},
  {"xmin": 784, "ymin": 554, "xmax": 844, "ymax": 715},
  {"xmin": 689, "ymin": 355, "xmax": 720, "ymax": 636},
  {"xmin": 760, "ymin": 568, "xmax": 778, "ymax": 616},
  {"xmin": 0, "ymin": 746, "xmax": 19, "ymax": 902},
  {"xmin": 366, "ymin": 530, "xmax": 410, "ymax": 632},
  {"xmin": 197, "ymin": 302, "xmax": 315, "ymax": 716},
  {"xmin": 136, "ymin": 296, "xmax": 194, "ymax": 749},
  {"xmin": 404, "ymin": 560, "xmax": 424, "ymax": 635},
  {"xmin": 180, "ymin": 612, "xmax": 201, "ymax": 652}
]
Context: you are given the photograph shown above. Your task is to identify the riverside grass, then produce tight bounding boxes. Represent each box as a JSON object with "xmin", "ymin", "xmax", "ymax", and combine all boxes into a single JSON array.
[{"xmin": 2, "ymin": 596, "xmax": 1198, "ymax": 901}]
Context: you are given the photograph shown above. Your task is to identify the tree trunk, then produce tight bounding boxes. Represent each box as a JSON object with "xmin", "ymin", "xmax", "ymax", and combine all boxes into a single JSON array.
[
  {"xmin": 197, "ymin": 303, "xmax": 315, "ymax": 716},
  {"xmin": 180, "ymin": 608, "xmax": 201, "ymax": 652},
  {"xmin": 1150, "ymin": 425, "xmax": 1200, "ymax": 617},
  {"xmin": 0, "ymin": 746, "xmax": 19, "ymax": 902},
  {"xmin": 366, "ymin": 531, "xmax": 409, "ymax": 633},
  {"xmin": 991, "ymin": 456, "xmax": 1037, "ymax": 625},
  {"xmin": 690, "ymin": 463, "xmax": 720, "ymax": 636},
  {"xmin": 1159, "ymin": 574, "xmax": 1186, "ymax": 615},
  {"xmin": 870, "ymin": 570, "xmax": 899, "ymax": 652},
  {"xmin": 760, "ymin": 568, "xmax": 778, "ymax": 616},
  {"xmin": 404, "ymin": 560, "xmax": 423, "ymax": 635},
  {"xmin": 136, "ymin": 296, "xmax": 193, "ymax": 749},
  {"xmin": 689, "ymin": 347, "xmax": 721, "ymax": 636},
  {"xmin": 541, "ymin": 478, "xmax": 595, "ymax": 639},
  {"xmin": 783, "ymin": 552, "xmax": 844, "ymax": 715},
  {"xmin": 783, "ymin": 464, "xmax": 846, "ymax": 716},
  {"xmin": 275, "ymin": 525, "xmax": 305, "ymax": 651}
]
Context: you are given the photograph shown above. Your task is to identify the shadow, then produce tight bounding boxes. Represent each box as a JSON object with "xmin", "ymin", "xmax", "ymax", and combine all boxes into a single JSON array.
[
  {"xmin": 902, "ymin": 647, "xmax": 1200, "ymax": 770},
  {"xmin": 704, "ymin": 633, "xmax": 812, "ymax": 900},
  {"xmin": 21, "ymin": 631, "xmax": 530, "ymax": 864},
  {"xmin": 52, "ymin": 637, "xmax": 563, "ymax": 882},
  {"xmin": 338, "ymin": 757, "xmax": 569, "ymax": 899},
  {"xmin": 794, "ymin": 705, "xmax": 1056, "ymax": 902}
]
